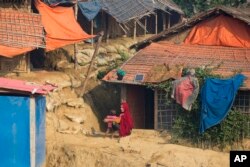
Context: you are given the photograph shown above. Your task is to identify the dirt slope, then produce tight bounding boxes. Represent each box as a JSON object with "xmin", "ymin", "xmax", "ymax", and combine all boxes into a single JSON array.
[{"xmin": 46, "ymin": 130, "xmax": 229, "ymax": 167}]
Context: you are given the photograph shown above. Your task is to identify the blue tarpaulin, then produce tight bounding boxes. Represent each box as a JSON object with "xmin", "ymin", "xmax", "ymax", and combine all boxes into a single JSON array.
[
  {"xmin": 0, "ymin": 95, "xmax": 30, "ymax": 167},
  {"xmin": 43, "ymin": 0, "xmax": 75, "ymax": 6},
  {"xmin": 199, "ymin": 74, "xmax": 246, "ymax": 133},
  {"xmin": 78, "ymin": 1, "xmax": 101, "ymax": 21}
]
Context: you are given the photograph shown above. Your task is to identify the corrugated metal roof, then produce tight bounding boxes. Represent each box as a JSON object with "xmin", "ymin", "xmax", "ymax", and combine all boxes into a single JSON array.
[
  {"xmin": 0, "ymin": 10, "xmax": 45, "ymax": 49},
  {"xmin": 103, "ymin": 42, "xmax": 250, "ymax": 89},
  {"xmin": 132, "ymin": 6, "xmax": 250, "ymax": 49},
  {"xmin": 0, "ymin": 77, "xmax": 56, "ymax": 95}
]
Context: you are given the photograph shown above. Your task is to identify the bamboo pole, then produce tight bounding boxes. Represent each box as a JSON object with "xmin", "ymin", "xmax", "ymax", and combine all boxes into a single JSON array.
[
  {"xmin": 144, "ymin": 17, "xmax": 147, "ymax": 37},
  {"xmin": 162, "ymin": 13, "xmax": 166, "ymax": 31},
  {"xmin": 74, "ymin": 3, "xmax": 78, "ymax": 69},
  {"xmin": 154, "ymin": 89, "xmax": 158, "ymax": 129},
  {"xmin": 26, "ymin": 53, "xmax": 30, "ymax": 73},
  {"xmin": 91, "ymin": 20, "xmax": 94, "ymax": 46},
  {"xmin": 168, "ymin": 14, "xmax": 171, "ymax": 29},
  {"xmin": 133, "ymin": 20, "xmax": 136, "ymax": 41},
  {"xmin": 106, "ymin": 16, "xmax": 110, "ymax": 43},
  {"xmin": 80, "ymin": 31, "xmax": 104, "ymax": 96},
  {"xmin": 155, "ymin": 13, "xmax": 158, "ymax": 34}
]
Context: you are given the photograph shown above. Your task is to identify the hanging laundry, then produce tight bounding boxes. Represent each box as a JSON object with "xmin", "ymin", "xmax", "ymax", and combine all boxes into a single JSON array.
[
  {"xmin": 171, "ymin": 69, "xmax": 199, "ymax": 111},
  {"xmin": 199, "ymin": 74, "xmax": 246, "ymax": 133}
]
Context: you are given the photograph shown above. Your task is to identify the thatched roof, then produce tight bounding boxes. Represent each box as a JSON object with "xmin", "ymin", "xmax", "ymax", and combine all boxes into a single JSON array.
[{"xmin": 132, "ymin": 6, "xmax": 250, "ymax": 49}]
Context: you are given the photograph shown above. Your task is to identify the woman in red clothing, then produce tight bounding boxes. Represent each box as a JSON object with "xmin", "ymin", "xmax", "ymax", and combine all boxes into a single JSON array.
[{"xmin": 119, "ymin": 101, "xmax": 134, "ymax": 137}]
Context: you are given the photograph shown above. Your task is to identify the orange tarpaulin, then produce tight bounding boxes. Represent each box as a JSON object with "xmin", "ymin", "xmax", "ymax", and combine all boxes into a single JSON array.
[
  {"xmin": 184, "ymin": 15, "xmax": 250, "ymax": 48},
  {"xmin": 35, "ymin": 0, "xmax": 93, "ymax": 51},
  {"xmin": 0, "ymin": 46, "xmax": 33, "ymax": 58}
]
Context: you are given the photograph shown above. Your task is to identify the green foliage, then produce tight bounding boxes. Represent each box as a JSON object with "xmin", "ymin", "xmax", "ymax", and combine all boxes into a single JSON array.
[
  {"xmin": 173, "ymin": 0, "xmax": 247, "ymax": 17},
  {"xmin": 118, "ymin": 50, "xmax": 129, "ymax": 61}
]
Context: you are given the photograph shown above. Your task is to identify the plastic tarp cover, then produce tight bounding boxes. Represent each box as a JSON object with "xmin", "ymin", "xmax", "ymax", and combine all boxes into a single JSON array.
[
  {"xmin": 78, "ymin": 1, "xmax": 101, "ymax": 21},
  {"xmin": 35, "ymin": 0, "xmax": 93, "ymax": 51},
  {"xmin": 0, "ymin": 45, "xmax": 33, "ymax": 58},
  {"xmin": 184, "ymin": 15, "xmax": 250, "ymax": 48},
  {"xmin": 0, "ymin": 95, "xmax": 30, "ymax": 167},
  {"xmin": 43, "ymin": 0, "xmax": 75, "ymax": 7},
  {"xmin": 199, "ymin": 74, "xmax": 246, "ymax": 133},
  {"xmin": 35, "ymin": 96, "xmax": 46, "ymax": 167}
]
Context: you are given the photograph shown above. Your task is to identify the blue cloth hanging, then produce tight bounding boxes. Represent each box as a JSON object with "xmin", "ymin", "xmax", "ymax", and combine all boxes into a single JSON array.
[
  {"xmin": 199, "ymin": 74, "xmax": 246, "ymax": 133},
  {"xmin": 78, "ymin": 1, "xmax": 101, "ymax": 21}
]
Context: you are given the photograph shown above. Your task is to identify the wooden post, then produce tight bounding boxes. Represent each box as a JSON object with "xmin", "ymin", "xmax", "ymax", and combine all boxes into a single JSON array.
[
  {"xmin": 25, "ymin": 0, "xmax": 31, "ymax": 12},
  {"xmin": 121, "ymin": 85, "xmax": 127, "ymax": 101},
  {"xmin": 91, "ymin": 20, "xmax": 94, "ymax": 46},
  {"xmin": 144, "ymin": 17, "xmax": 147, "ymax": 37},
  {"xmin": 154, "ymin": 89, "xmax": 158, "ymax": 129},
  {"xmin": 80, "ymin": 32, "xmax": 104, "ymax": 96},
  {"xmin": 133, "ymin": 20, "xmax": 137, "ymax": 40},
  {"xmin": 74, "ymin": 3, "xmax": 78, "ymax": 69},
  {"xmin": 106, "ymin": 15, "xmax": 110, "ymax": 43},
  {"xmin": 168, "ymin": 14, "xmax": 171, "ymax": 29},
  {"xmin": 155, "ymin": 13, "xmax": 158, "ymax": 34},
  {"xmin": 162, "ymin": 13, "xmax": 166, "ymax": 31},
  {"xmin": 26, "ymin": 53, "xmax": 30, "ymax": 73}
]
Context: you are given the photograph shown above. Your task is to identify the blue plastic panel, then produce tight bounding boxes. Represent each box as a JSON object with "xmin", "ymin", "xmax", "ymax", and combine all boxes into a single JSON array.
[
  {"xmin": 35, "ymin": 96, "xmax": 46, "ymax": 167},
  {"xmin": 0, "ymin": 95, "xmax": 30, "ymax": 167}
]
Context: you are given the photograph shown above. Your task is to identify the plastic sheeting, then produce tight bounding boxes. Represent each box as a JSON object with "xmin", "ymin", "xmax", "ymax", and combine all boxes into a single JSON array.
[
  {"xmin": 35, "ymin": 0, "xmax": 93, "ymax": 51},
  {"xmin": 0, "ymin": 95, "xmax": 30, "ymax": 167},
  {"xmin": 42, "ymin": 0, "xmax": 75, "ymax": 7},
  {"xmin": 0, "ymin": 45, "xmax": 33, "ymax": 58},
  {"xmin": 78, "ymin": 1, "xmax": 101, "ymax": 21},
  {"xmin": 200, "ymin": 74, "xmax": 246, "ymax": 133},
  {"xmin": 35, "ymin": 96, "xmax": 46, "ymax": 167},
  {"xmin": 184, "ymin": 15, "xmax": 250, "ymax": 48}
]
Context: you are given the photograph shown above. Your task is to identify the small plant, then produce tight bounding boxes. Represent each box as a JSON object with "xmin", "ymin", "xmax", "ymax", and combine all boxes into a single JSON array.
[{"xmin": 118, "ymin": 50, "xmax": 129, "ymax": 61}]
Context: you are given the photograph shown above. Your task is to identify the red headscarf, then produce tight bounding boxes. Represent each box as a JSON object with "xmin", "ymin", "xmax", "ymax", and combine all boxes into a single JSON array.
[{"xmin": 119, "ymin": 102, "xmax": 134, "ymax": 137}]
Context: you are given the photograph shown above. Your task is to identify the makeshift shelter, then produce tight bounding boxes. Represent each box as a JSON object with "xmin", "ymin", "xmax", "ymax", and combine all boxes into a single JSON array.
[
  {"xmin": 103, "ymin": 6, "xmax": 250, "ymax": 130},
  {"xmin": 0, "ymin": 6, "xmax": 45, "ymax": 74},
  {"xmin": 35, "ymin": 0, "xmax": 93, "ymax": 51},
  {"xmin": 133, "ymin": 6, "xmax": 250, "ymax": 49},
  {"xmin": 0, "ymin": 77, "xmax": 56, "ymax": 167},
  {"xmin": 77, "ymin": 0, "xmax": 184, "ymax": 39}
]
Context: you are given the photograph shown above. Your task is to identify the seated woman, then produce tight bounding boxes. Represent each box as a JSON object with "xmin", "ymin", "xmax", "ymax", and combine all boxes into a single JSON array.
[{"xmin": 103, "ymin": 109, "xmax": 120, "ymax": 137}]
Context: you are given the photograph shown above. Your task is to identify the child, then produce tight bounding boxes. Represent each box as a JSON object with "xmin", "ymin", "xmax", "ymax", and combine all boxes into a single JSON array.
[{"xmin": 104, "ymin": 110, "xmax": 120, "ymax": 136}]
